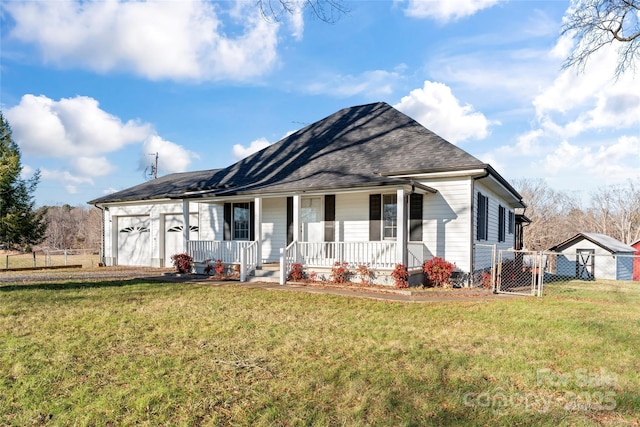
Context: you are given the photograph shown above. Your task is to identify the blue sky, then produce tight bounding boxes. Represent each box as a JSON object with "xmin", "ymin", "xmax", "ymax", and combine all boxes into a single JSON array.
[{"xmin": 1, "ymin": 0, "xmax": 639, "ymax": 207}]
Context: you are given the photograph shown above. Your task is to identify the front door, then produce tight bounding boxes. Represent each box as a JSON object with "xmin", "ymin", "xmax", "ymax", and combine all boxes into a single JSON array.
[{"xmin": 301, "ymin": 197, "xmax": 323, "ymax": 242}]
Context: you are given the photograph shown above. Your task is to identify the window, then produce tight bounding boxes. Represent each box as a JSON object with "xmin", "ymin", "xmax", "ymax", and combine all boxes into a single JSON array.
[
  {"xmin": 476, "ymin": 193, "xmax": 489, "ymax": 240},
  {"xmin": 383, "ymin": 194, "xmax": 397, "ymax": 239},
  {"xmin": 498, "ymin": 205, "xmax": 506, "ymax": 242},
  {"xmin": 508, "ymin": 211, "xmax": 515, "ymax": 234},
  {"xmin": 233, "ymin": 202, "xmax": 250, "ymax": 240}
]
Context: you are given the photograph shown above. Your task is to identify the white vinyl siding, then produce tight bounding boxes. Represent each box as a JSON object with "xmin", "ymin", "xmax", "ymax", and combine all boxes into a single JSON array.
[
  {"xmin": 335, "ymin": 192, "xmax": 370, "ymax": 242},
  {"xmin": 474, "ymin": 182, "xmax": 514, "ymax": 252},
  {"xmin": 418, "ymin": 178, "xmax": 473, "ymax": 272}
]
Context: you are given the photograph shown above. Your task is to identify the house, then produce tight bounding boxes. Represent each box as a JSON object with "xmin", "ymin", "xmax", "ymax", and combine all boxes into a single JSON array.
[
  {"xmin": 632, "ymin": 239, "xmax": 640, "ymax": 282},
  {"xmin": 549, "ymin": 232, "xmax": 635, "ymax": 281},
  {"xmin": 89, "ymin": 102, "xmax": 526, "ymax": 284}
]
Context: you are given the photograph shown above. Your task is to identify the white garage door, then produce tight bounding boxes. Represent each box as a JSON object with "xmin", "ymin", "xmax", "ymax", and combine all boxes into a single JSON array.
[
  {"xmin": 165, "ymin": 214, "xmax": 199, "ymax": 266},
  {"xmin": 117, "ymin": 216, "xmax": 151, "ymax": 266}
]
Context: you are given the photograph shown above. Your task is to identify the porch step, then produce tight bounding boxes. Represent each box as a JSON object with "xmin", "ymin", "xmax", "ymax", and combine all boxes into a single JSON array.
[
  {"xmin": 257, "ymin": 263, "xmax": 280, "ymax": 271},
  {"xmin": 248, "ymin": 269, "xmax": 280, "ymax": 283}
]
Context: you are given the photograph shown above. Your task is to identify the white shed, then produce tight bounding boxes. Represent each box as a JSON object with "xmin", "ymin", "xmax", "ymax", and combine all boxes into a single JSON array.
[{"xmin": 550, "ymin": 232, "xmax": 635, "ymax": 281}]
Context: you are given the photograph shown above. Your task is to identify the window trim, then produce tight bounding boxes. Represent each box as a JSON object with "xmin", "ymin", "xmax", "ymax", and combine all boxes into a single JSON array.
[
  {"xmin": 382, "ymin": 193, "xmax": 398, "ymax": 240},
  {"xmin": 232, "ymin": 202, "xmax": 251, "ymax": 241}
]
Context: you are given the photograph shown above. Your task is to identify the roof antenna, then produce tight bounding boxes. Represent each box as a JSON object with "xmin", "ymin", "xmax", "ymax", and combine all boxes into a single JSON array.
[{"xmin": 144, "ymin": 152, "xmax": 158, "ymax": 180}]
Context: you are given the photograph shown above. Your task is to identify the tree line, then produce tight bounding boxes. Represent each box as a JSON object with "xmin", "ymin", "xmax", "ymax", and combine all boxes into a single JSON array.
[{"xmin": 514, "ymin": 179, "xmax": 640, "ymax": 251}]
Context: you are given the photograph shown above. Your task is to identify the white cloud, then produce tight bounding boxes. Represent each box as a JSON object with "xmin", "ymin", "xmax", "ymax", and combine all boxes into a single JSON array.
[
  {"xmin": 544, "ymin": 136, "xmax": 640, "ymax": 184},
  {"xmin": 72, "ymin": 157, "xmax": 115, "ymax": 177},
  {"xmin": 402, "ymin": 0, "xmax": 503, "ymax": 22},
  {"xmin": 5, "ymin": 94, "xmax": 150, "ymax": 158},
  {"xmin": 306, "ymin": 68, "xmax": 405, "ymax": 98},
  {"xmin": 233, "ymin": 137, "xmax": 272, "ymax": 160},
  {"xmin": 141, "ymin": 135, "xmax": 198, "ymax": 175},
  {"xmin": 5, "ymin": 93, "xmax": 196, "ymax": 192},
  {"xmin": 4, "ymin": 0, "xmax": 280, "ymax": 82},
  {"xmin": 394, "ymin": 81, "xmax": 497, "ymax": 143},
  {"xmin": 41, "ymin": 168, "xmax": 94, "ymax": 185}
]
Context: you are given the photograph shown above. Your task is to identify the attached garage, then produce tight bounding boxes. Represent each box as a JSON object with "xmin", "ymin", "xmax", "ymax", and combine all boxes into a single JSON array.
[
  {"xmin": 117, "ymin": 216, "xmax": 151, "ymax": 266},
  {"xmin": 164, "ymin": 214, "xmax": 199, "ymax": 266}
]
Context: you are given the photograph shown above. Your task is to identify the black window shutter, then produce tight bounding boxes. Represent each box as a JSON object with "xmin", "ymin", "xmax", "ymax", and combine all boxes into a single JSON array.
[
  {"xmin": 223, "ymin": 203, "xmax": 231, "ymax": 241},
  {"xmin": 286, "ymin": 197, "xmax": 293, "ymax": 245},
  {"xmin": 324, "ymin": 195, "xmax": 335, "ymax": 242},
  {"xmin": 369, "ymin": 194, "xmax": 381, "ymax": 241},
  {"xmin": 409, "ymin": 193, "xmax": 423, "ymax": 241},
  {"xmin": 498, "ymin": 205, "xmax": 505, "ymax": 242},
  {"xmin": 249, "ymin": 202, "xmax": 255, "ymax": 241},
  {"xmin": 484, "ymin": 196, "xmax": 489, "ymax": 240}
]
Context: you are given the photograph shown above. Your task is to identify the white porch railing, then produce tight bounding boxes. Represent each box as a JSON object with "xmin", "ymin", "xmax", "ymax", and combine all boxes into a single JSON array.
[
  {"xmin": 240, "ymin": 241, "xmax": 258, "ymax": 282},
  {"xmin": 187, "ymin": 240, "xmax": 253, "ymax": 264},
  {"xmin": 296, "ymin": 241, "xmax": 399, "ymax": 269}
]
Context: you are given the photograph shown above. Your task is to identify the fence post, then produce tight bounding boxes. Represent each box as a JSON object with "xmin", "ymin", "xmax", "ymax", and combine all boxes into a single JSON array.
[
  {"xmin": 5, "ymin": 255, "xmax": 8, "ymax": 269},
  {"xmin": 538, "ymin": 251, "xmax": 545, "ymax": 297},
  {"xmin": 279, "ymin": 247, "xmax": 286, "ymax": 285},
  {"xmin": 491, "ymin": 245, "xmax": 497, "ymax": 293},
  {"xmin": 240, "ymin": 248, "xmax": 246, "ymax": 282},
  {"xmin": 64, "ymin": 249, "xmax": 68, "ymax": 266},
  {"xmin": 33, "ymin": 252, "xmax": 36, "ymax": 268}
]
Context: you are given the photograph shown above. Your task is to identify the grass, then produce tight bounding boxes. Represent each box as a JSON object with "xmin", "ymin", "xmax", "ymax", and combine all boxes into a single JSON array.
[{"xmin": 1, "ymin": 277, "xmax": 639, "ymax": 426}]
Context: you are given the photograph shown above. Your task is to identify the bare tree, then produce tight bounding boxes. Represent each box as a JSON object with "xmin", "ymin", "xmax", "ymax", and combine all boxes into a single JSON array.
[
  {"xmin": 514, "ymin": 179, "xmax": 583, "ymax": 250},
  {"xmin": 257, "ymin": 0, "xmax": 348, "ymax": 23},
  {"xmin": 562, "ymin": 0, "xmax": 640, "ymax": 77},
  {"xmin": 582, "ymin": 182, "xmax": 640, "ymax": 244},
  {"xmin": 42, "ymin": 205, "xmax": 102, "ymax": 250}
]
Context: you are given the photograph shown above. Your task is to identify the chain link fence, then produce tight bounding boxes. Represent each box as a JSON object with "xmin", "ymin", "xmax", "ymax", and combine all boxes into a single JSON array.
[{"xmin": 473, "ymin": 245, "xmax": 640, "ymax": 298}]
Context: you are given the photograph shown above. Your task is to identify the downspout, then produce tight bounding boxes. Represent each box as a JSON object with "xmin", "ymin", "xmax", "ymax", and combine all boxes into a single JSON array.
[
  {"xmin": 92, "ymin": 204, "xmax": 106, "ymax": 266},
  {"xmin": 470, "ymin": 169, "xmax": 490, "ymax": 286}
]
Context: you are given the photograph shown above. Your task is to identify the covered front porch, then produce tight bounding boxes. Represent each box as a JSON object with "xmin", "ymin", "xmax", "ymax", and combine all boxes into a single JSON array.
[
  {"xmin": 187, "ymin": 239, "xmax": 428, "ymax": 284},
  {"xmin": 183, "ymin": 184, "xmax": 435, "ymax": 284}
]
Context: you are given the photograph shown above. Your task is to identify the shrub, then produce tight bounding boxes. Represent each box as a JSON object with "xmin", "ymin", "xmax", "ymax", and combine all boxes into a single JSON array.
[
  {"xmin": 330, "ymin": 261, "xmax": 350, "ymax": 284},
  {"xmin": 423, "ymin": 257, "xmax": 456, "ymax": 288},
  {"xmin": 171, "ymin": 253, "xmax": 193, "ymax": 274},
  {"xmin": 391, "ymin": 263, "xmax": 409, "ymax": 288},
  {"xmin": 214, "ymin": 259, "xmax": 225, "ymax": 276},
  {"xmin": 288, "ymin": 263, "xmax": 305, "ymax": 281},
  {"xmin": 357, "ymin": 264, "xmax": 373, "ymax": 286},
  {"xmin": 481, "ymin": 270, "xmax": 493, "ymax": 289}
]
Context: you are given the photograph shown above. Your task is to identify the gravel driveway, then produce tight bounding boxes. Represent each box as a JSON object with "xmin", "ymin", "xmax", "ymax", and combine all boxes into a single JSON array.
[{"xmin": 0, "ymin": 266, "xmax": 173, "ymax": 284}]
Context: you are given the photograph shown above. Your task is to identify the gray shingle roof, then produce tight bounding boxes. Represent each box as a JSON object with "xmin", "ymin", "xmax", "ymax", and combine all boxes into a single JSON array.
[
  {"xmin": 193, "ymin": 102, "xmax": 485, "ymax": 196},
  {"xmin": 88, "ymin": 169, "xmax": 220, "ymax": 204},
  {"xmin": 90, "ymin": 102, "xmax": 491, "ymax": 204}
]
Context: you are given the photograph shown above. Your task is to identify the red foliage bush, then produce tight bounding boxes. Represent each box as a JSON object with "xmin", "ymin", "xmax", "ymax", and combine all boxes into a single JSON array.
[
  {"xmin": 391, "ymin": 263, "xmax": 409, "ymax": 288},
  {"xmin": 288, "ymin": 263, "xmax": 305, "ymax": 281},
  {"xmin": 423, "ymin": 257, "xmax": 456, "ymax": 288},
  {"xmin": 171, "ymin": 253, "xmax": 193, "ymax": 274},
  {"xmin": 330, "ymin": 261, "xmax": 350, "ymax": 284}
]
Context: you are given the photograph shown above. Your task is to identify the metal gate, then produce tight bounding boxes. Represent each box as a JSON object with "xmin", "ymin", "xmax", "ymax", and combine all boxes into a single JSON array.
[{"xmin": 496, "ymin": 249, "xmax": 543, "ymax": 296}]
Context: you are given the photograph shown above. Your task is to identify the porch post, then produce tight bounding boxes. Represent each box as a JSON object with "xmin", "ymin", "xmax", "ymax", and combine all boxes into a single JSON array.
[
  {"xmin": 254, "ymin": 196, "xmax": 262, "ymax": 267},
  {"xmin": 293, "ymin": 195, "xmax": 301, "ymax": 263},
  {"xmin": 396, "ymin": 188, "xmax": 407, "ymax": 266},
  {"xmin": 182, "ymin": 200, "xmax": 190, "ymax": 254}
]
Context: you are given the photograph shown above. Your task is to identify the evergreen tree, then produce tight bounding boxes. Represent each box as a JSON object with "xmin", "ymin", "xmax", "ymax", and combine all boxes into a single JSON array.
[{"xmin": 0, "ymin": 112, "xmax": 47, "ymax": 250}]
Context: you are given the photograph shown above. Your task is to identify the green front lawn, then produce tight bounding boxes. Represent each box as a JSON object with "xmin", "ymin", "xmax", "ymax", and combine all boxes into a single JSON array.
[{"xmin": 1, "ymin": 278, "xmax": 639, "ymax": 425}]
